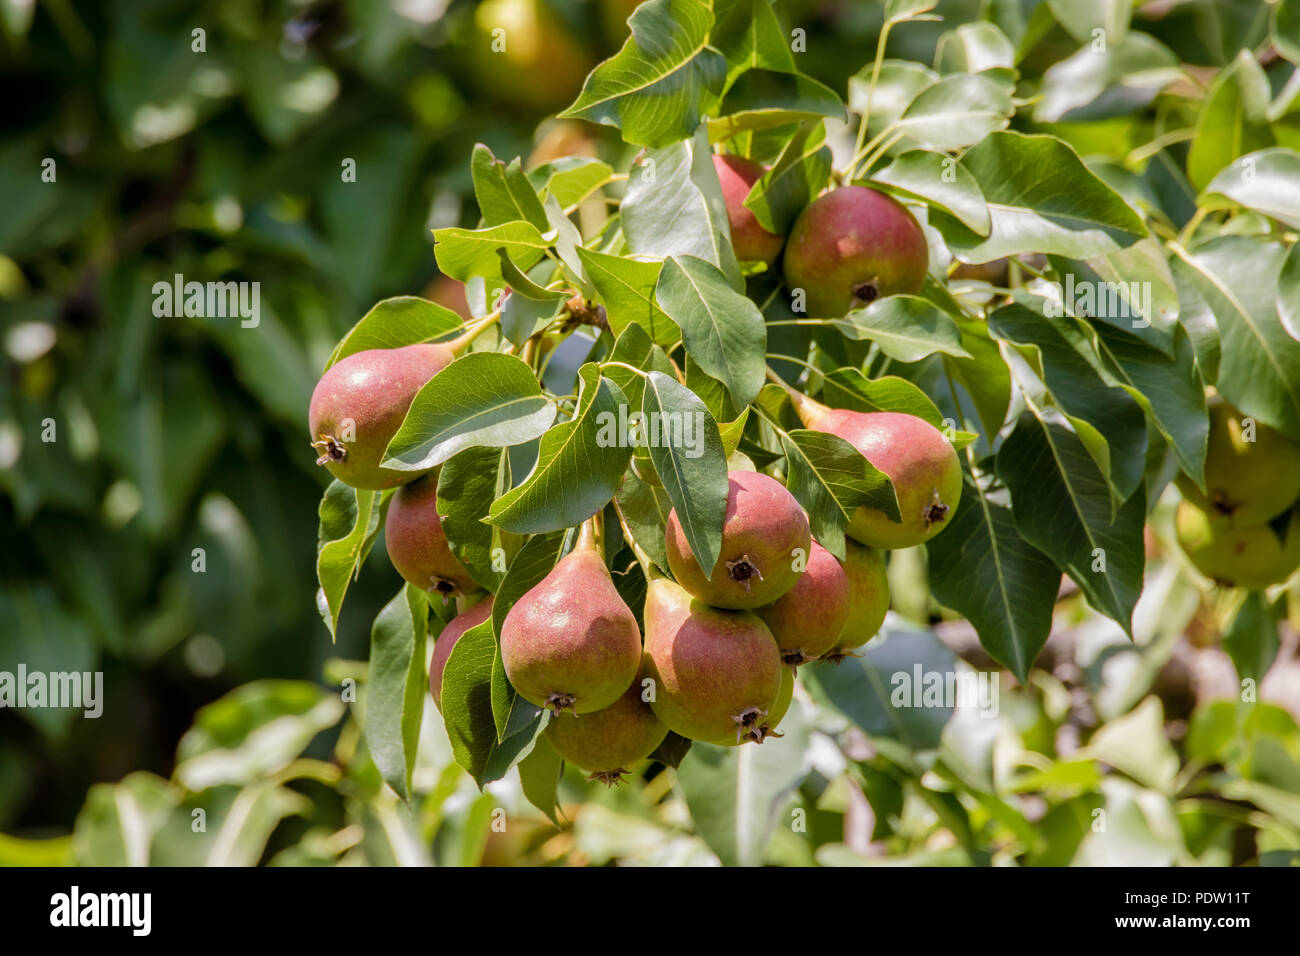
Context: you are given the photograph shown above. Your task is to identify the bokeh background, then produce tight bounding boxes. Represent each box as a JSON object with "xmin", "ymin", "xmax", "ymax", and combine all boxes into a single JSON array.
[{"xmin": 2, "ymin": 0, "xmax": 1298, "ymax": 866}]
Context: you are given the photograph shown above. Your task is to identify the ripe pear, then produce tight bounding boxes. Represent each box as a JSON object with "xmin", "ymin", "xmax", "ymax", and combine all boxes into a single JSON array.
[
  {"xmin": 1176, "ymin": 500, "xmax": 1300, "ymax": 590},
  {"xmin": 800, "ymin": 402, "xmax": 961, "ymax": 550},
  {"xmin": 757, "ymin": 539, "xmax": 851, "ymax": 666},
  {"xmin": 665, "ymin": 470, "xmax": 812, "ymax": 609},
  {"xmin": 642, "ymin": 576, "xmax": 783, "ymax": 743},
  {"xmin": 704, "ymin": 666, "xmax": 795, "ymax": 746},
  {"xmin": 544, "ymin": 668, "xmax": 668, "ymax": 785},
  {"xmin": 783, "ymin": 185, "xmax": 929, "ymax": 317},
  {"xmin": 500, "ymin": 539, "xmax": 641, "ymax": 714},
  {"xmin": 472, "ymin": 0, "xmax": 591, "ymax": 111},
  {"xmin": 713, "ymin": 154, "xmax": 784, "ymax": 266},
  {"xmin": 823, "ymin": 542, "xmax": 890, "ymax": 661},
  {"xmin": 308, "ymin": 343, "xmax": 453, "ymax": 490},
  {"xmin": 384, "ymin": 473, "xmax": 479, "ymax": 600},
  {"xmin": 1175, "ymin": 398, "xmax": 1300, "ymax": 528},
  {"xmin": 429, "ymin": 597, "xmax": 494, "ymax": 711}
]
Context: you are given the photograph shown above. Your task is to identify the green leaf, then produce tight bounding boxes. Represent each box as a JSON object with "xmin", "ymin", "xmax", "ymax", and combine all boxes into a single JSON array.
[
  {"xmin": 1171, "ymin": 237, "xmax": 1300, "ymax": 439},
  {"xmin": 1035, "ymin": 33, "xmax": 1180, "ymax": 123},
  {"xmin": 1187, "ymin": 51, "xmax": 1274, "ymax": 192},
  {"xmin": 935, "ymin": 21, "xmax": 1016, "ymax": 73},
  {"xmin": 1202, "ymin": 147, "xmax": 1300, "ymax": 229},
  {"xmin": 433, "ymin": 221, "xmax": 550, "ymax": 284},
  {"xmin": 743, "ymin": 121, "xmax": 834, "ymax": 235},
  {"xmin": 441, "ymin": 615, "xmax": 544, "ymax": 785},
  {"xmin": 1048, "ymin": 0, "xmax": 1131, "ymax": 44},
  {"xmin": 1047, "ymin": 235, "xmax": 1181, "ymax": 356},
  {"xmin": 73, "ymin": 773, "xmax": 178, "ymax": 866},
  {"xmin": 327, "ymin": 296, "xmax": 464, "ymax": 368},
  {"xmin": 926, "ymin": 478, "xmax": 1059, "ymax": 684},
  {"xmin": 364, "ymin": 584, "xmax": 429, "ymax": 801},
  {"xmin": 931, "ymin": 132, "xmax": 1148, "ymax": 263},
  {"xmin": 470, "ymin": 143, "xmax": 549, "ymax": 231},
  {"xmin": 836, "ymin": 295, "xmax": 972, "ymax": 362},
  {"xmin": 801, "ymin": 620, "xmax": 957, "ymax": 756},
  {"xmin": 602, "ymin": 322, "xmax": 678, "ymax": 410},
  {"xmin": 996, "ymin": 410, "xmax": 1145, "ymax": 633},
  {"xmin": 892, "ymin": 72, "xmax": 1013, "ymax": 151},
  {"xmin": 1279, "ymin": 241, "xmax": 1300, "ymax": 342},
  {"xmin": 990, "ymin": 302, "xmax": 1148, "ymax": 505},
  {"xmin": 655, "ymin": 255, "xmax": 766, "ymax": 407},
  {"xmin": 622, "ymin": 127, "xmax": 742, "ymax": 287},
  {"xmin": 577, "ymin": 247, "xmax": 679, "ymax": 346},
  {"xmin": 316, "ymin": 482, "xmax": 381, "ymax": 638},
  {"xmin": 781, "ymin": 429, "xmax": 900, "ymax": 560},
  {"xmin": 871, "ymin": 149, "xmax": 990, "ymax": 235},
  {"xmin": 530, "ymin": 156, "xmax": 617, "ymax": 208},
  {"xmin": 558, "ymin": 0, "xmax": 726, "ymax": 148},
  {"xmin": 711, "ymin": 69, "xmax": 847, "ymax": 140},
  {"xmin": 489, "ymin": 366, "xmax": 631, "ymax": 533},
  {"xmin": 674, "ymin": 703, "xmax": 813, "ymax": 866},
  {"xmin": 849, "ymin": 59, "xmax": 937, "ymax": 132},
  {"xmin": 711, "ymin": 0, "xmax": 796, "ymax": 81},
  {"xmin": 641, "ymin": 371, "xmax": 729, "ymax": 575},
  {"xmin": 175, "ymin": 681, "xmax": 345, "ymax": 790},
  {"xmin": 820, "ymin": 368, "xmax": 948, "ymax": 429},
  {"xmin": 517, "ymin": 735, "xmax": 563, "ymax": 825},
  {"xmin": 1223, "ymin": 592, "xmax": 1283, "ymax": 684},
  {"xmin": 942, "ymin": 311, "xmax": 1012, "ymax": 439},
  {"xmin": 383, "ymin": 353, "xmax": 557, "ymax": 472},
  {"xmin": 1275, "ymin": 0, "xmax": 1300, "ymax": 64},
  {"xmin": 615, "ymin": 463, "xmax": 676, "ymax": 572},
  {"xmin": 437, "ymin": 446, "xmax": 509, "ymax": 593}
]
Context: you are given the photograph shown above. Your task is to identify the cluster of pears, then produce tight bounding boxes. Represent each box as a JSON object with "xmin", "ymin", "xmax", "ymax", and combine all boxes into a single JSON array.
[
  {"xmin": 712, "ymin": 153, "xmax": 930, "ymax": 315},
  {"xmin": 1174, "ymin": 398, "xmax": 1300, "ymax": 590}
]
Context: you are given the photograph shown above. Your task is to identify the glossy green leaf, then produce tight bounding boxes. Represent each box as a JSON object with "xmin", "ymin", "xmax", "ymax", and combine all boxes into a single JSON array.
[
  {"xmin": 327, "ymin": 296, "xmax": 464, "ymax": 368},
  {"xmin": 836, "ymin": 294, "xmax": 972, "ymax": 362},
  {"xmin": 871, "ymin": 149, "xmax": 989, "ymax": 235},
  {"xmin": 364, "ymin": 585, "xmax": 429, "ymax": 801}
]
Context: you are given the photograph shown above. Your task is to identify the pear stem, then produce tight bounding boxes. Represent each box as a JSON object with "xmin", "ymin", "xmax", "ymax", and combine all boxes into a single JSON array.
[
  {"xmin": 576, "ymin": 514, "xmax": 603, "ymax": 557},
  {"xmin": 611, "ymin": 500, "xmax": 658, "ymax": 578},
  {"xmin": 763, "ymin": 366, "xmax": 828, "ymax": 426},
  {"xmin": 446, "ymin": 310, "xmax": 502, "ymax": 355}
]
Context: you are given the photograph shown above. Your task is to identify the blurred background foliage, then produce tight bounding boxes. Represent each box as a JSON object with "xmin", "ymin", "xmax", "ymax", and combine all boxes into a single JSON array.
[{"xmin": 1, "ymin": 0, "xmax": 1299, "ymax": 865}]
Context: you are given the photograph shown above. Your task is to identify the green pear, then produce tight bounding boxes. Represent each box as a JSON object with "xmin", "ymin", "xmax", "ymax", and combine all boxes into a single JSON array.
[
  {"xmin": 757, "ymin": 539, "xmax": 851, "ymax": 666},
  {"xmin": 1176, "ymin": 500, "xmax": 1300, "ymax": 590},
  {"xmin": 544, "ymin": 668, "xmax": 668, "ymax": 785},
  {"xmin": 823, "ymin": 542, "xmax": 890, "ymax": 660}
]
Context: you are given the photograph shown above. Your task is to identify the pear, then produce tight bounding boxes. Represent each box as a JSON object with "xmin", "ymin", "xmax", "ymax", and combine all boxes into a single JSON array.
[
  {"xmin": 757, "ymin": 540, "xmax": 851, "ymax": 666},
  {"xmin": 1176, "ymin": 500, "xmax": 1300, "ymax": 590},
  {"xmin": 713, "ymin": 154, "xmax": 784, "ymax": 266},
  {"xmin": 1175, "ymin": 398, "xmax": 1300, "ymax": 528},
  {"xmin": 308, "ymin": 343, "xmax": 453, "ymax": 490},
  {"xmin": 703, "ymin": 666, "xmax": 795, "ymax": 746},
  {"xmin": 384, "ymin": 473, "xmax": 479, "ymax": 600},
  {"xmin": 665, "ymin": 470, "xmax": 811, "ymax": 609},
  {"xmin": 429, "ymin": 597, "xmax": 494, "ymax": 711},
  {"xmin": 823, "ymin": 541, "xmax": 890, "ymax": 661},
  {"xmin": 783, "ymin": 185, "xmax": 929, "ymax": 317},
  {"xmin": 642, "ymin": 576, "xmax": 782, "ymax": 743},
  {"xmin": 792, "ymin": 395, "xmax": 961, "ymax": 550},
  {"xmin": 544, "ymin": 668, "xmax": 668, "ymax": 785},
  {"xmin": 500, "ymin": 533, "xmax": 641, "ymax": 714}
]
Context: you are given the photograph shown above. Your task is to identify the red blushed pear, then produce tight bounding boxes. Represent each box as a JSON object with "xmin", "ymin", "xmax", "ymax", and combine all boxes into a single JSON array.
[
  {"xmin": 641, "ymin": 575, "xmax": 783, "ymax": 744},
  {"xmin": 307, "ymin": 318, "xmax": 496, "ymax": 490},
  {"xmin": 500, "ymin": 522, "xmax": 642, "ymax": 715},
  {"xmin": 429, "ymin": 596, "xmax": 494, "ymax": 711},
  {"xmin": 783, "ymin": 185, "xmax": 929, "ymax": 317},
  {"xmin": 757, "ymin": 540, "xmax": 851, "ymax": 666},
  {"xmin": 544, "ymin": 668, "xmax": 668, "ymax": 786},
  {"xmin": 822, "ymin": 541, "xmax": 889, "ymax": 662},
  {"xmin": 785, "ymin": 389, "xmax": 961, "ymax": 550},
  {"xmin": 713, "ymin": 154, "xmax": 784, "ymax": 267},
  {"xmin": 384, "ymin": 473, "xmax": 479, "ymax": 600},
  {"xmin": 665, "ymin": 470, "xmax": 812, "ymax": 610},
  {"xmin": 703, "ymin": 666, "xmax": 794, "ymax": 746}
]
